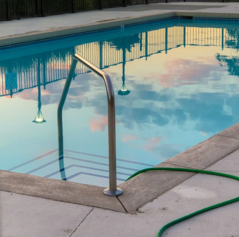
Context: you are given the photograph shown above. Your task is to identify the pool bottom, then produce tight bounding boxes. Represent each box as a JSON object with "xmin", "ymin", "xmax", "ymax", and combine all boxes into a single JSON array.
[{"xmin": 8, "ymin": 148, "xmax": 154, "ymax": 187}]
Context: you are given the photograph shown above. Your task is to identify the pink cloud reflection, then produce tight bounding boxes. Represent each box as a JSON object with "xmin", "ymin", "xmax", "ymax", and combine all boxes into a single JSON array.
[
  {"xmin": 144, "ymin": 136, "xmax": 161, "ymax": 152},
  {"xmin": 90, "ymin": 116, "xmax": 108, "ymax": 132},
  {"xmin": 200, "ymin": 131, "xmax": 207, "ymax": 136},
  {"xmin": 122, "ymin": 134, "xmax": 138, "ymax": 142},
  {"xmin": 145, "ymin": 58, "xmax": 219, "ymax": 88}
]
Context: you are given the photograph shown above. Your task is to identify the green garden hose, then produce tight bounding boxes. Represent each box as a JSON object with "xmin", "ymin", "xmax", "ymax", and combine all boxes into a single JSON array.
[{"xmin": 126, "ymin": 167, "xmax": 239, "ymax": 237}]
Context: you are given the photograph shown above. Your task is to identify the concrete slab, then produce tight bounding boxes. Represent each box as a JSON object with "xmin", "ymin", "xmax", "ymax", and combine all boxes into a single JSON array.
[
  {"xmin": 118, "ymin": 134, "xmax": 239, "ymax": 213},
  {"xmin": 206, "ymin": 148, "xmax": 239, "ymax": 174},
  {"xmin": 2, "ymin": 150, "xmax": 239, "ymax": 237},
  {"xmin": 118, "ymin": 162, "xmax": 195, "ymax": 213},
  {"xmin": 72, "ymin": 150, "xmax": 239, "ymax": 237},
  {"xmin": 1, "ymin": 149, "xmax": 239, "ymax": 237},
  {"xmin": 139, "ymin": 149, "xmax": 239, "ymax": 237},
  {"xmin": 71, "ymin": 202, "xmax": 239, "ymax": 237},
  {"xmin": 0, "ymin": 191, "xmax": 92, "ymax": 237},
  {"xmin": 0, "ymin": 170, "xmax": 125, "ymax": 213}
]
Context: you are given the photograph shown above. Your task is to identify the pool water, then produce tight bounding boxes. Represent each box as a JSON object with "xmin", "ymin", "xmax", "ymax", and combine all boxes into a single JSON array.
[{"xmin": 1, "ymin": 18, "xmax": 239, "ymax": 187}]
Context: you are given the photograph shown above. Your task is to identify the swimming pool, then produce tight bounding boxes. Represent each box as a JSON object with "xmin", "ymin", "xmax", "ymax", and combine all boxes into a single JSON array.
[{"xmin": 1, "ymin": 18, "xmax": 239, "ymax": 187}]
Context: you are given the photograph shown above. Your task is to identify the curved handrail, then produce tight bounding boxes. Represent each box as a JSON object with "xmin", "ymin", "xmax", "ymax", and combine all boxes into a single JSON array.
[{"xmin": 57, "ymin": 54, "xmax": 123, "ymax": 196}]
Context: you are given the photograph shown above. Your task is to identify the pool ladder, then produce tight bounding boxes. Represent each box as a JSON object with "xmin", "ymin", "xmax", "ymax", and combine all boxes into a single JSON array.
[{"xmin": 57, "ymin": 54, "xmax": 123, "ymax": 196}]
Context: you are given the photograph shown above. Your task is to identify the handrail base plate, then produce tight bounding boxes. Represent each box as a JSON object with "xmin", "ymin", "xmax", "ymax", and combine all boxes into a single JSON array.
[{"xmin": 104, "ymin": 188, "xmax": 123, "ymax": 196}]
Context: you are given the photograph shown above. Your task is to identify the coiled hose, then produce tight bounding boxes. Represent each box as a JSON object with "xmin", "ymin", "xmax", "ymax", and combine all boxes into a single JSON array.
[{"xmin": 126, "ymin": 167, "xmax": 239, "ymax": 237}]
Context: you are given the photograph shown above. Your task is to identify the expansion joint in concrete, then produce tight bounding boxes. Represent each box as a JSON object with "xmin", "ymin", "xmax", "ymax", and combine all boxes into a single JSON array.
[
  {"xmin": 69, "ymin": 207, "xmax": 94, "ymax": 237},
  {"xmin": 116, "ymin": 196, "xmax": 128, "ymax": 213},
  {"xmin": 162, "ymin": 161, "xmax": 197, "ymax": 169}
]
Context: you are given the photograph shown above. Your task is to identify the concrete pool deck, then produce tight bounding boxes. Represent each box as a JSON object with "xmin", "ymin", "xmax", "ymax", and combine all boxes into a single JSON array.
[{"xmin": 1, "ymin": 2, "xmax": 239, "ymax": 236}]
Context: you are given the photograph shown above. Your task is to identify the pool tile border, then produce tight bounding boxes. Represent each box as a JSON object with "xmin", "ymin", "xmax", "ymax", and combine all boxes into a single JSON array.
[{"xmin": 193, "ymin": 17, "xmax": 239, "ymax": 21}]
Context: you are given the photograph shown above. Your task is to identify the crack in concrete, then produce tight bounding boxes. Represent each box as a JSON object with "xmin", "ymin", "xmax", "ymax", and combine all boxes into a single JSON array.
[{"xmin": 69, "ymin": 208, "xmax": 94, "ymax": 237}]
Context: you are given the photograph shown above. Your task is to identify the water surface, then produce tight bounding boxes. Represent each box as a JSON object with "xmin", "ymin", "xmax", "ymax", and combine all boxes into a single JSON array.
[{"xmin": 1, "ymin": 19, "xmax": 239, "ymax": 187}]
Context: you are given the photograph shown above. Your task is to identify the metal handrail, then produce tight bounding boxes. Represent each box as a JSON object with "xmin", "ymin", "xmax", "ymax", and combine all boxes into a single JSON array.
[{"xmin": 57, "ymin": 54, "xmax": 123, "ymax": 196}]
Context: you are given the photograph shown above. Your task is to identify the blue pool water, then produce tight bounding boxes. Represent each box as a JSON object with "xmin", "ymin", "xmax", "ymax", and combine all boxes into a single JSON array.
[{"xmin": 1, "ymin": 18, "xmax": 239, "ymax": 187}]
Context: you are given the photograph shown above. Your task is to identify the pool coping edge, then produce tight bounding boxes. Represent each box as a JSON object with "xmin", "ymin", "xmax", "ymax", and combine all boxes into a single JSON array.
[{"xmin": 0, "ymin": 11, "xmax": 175, "ymax": 48}]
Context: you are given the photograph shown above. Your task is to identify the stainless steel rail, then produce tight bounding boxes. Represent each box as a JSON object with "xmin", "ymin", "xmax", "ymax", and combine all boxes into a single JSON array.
[{"xmin": 57, "ymin": 54, "xmax": 123, "ymax": 196}]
